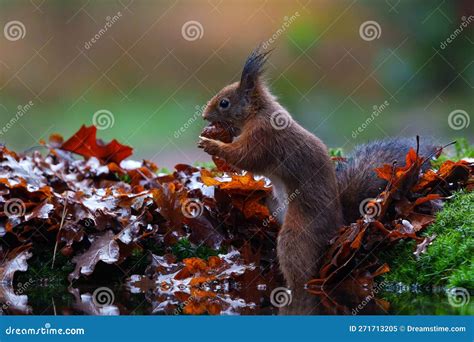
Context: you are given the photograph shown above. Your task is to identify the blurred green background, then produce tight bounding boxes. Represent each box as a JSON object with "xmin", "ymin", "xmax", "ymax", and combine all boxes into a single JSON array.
[{"xmin": 0, "ymin": 0, "xmax": 472, "ymax": 167}]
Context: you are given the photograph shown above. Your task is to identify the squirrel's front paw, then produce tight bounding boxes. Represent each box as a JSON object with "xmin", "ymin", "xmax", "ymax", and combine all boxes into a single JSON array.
[{"xmin": 198, "ymin": 136, "xmax": 222, "ymax": 156}]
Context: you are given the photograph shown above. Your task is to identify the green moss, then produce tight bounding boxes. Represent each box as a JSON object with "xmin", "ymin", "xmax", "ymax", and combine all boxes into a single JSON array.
[
  {"xmin": 171, "ymin": 238, "xmax": 226, "ymax": 261},
  {"xmin": 381, "ymin": 292, "xmax": 473, "ymax": 315},
  {"xmin": 16, "ymin": 245, "xmax": 74, "ymax": 286},
  {"xmin": 329, "ymin": 147, "xmax": 344, "ymax": 158},
  {"xmin": 381, "ymin": 191, "xmax": 474, "ymax": 288},
  {"xmin": 115, "ymin": 172, "xmax": 132, "ymax": 184},
  {"xmin": 117, "ymin": 243, "xmax": 165, "ymax": 276},
  {"xmin": 158, "ymin": 167, "xmax": 171, "ymax": 174},
  {"xmin": 192, "ymin": 161, "xmax": 215, "ymax": 169},
  {"xmin": 432, "ymin": 138, "xmax": 474, "ymax": 168}
]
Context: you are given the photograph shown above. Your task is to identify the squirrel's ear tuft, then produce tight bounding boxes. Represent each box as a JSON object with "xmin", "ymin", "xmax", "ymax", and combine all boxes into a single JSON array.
[{"xmin": 239, "ymin": 45, "xmax": 272, "ymax": 98}]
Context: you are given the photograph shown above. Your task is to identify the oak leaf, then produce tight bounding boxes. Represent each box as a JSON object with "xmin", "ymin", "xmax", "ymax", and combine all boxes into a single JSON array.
[{"xmin": 60, "ymin": 125, "xmax": 133, "ymax": 164}]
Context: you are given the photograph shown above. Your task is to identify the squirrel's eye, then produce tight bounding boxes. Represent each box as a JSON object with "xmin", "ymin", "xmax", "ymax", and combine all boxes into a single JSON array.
[{"xmin": 219, "ymin": 98, "xmax": 230, "ymax": 109}]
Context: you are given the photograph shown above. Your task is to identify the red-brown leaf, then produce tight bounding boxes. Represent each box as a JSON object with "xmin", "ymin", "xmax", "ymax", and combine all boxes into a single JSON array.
[{"xmin": 60, "ymin": 125, "xmax": 133, "ymax": 164}]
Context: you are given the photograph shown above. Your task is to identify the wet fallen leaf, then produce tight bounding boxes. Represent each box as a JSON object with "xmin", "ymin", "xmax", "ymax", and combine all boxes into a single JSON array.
[
  {"xmin": 0, "ymin": 245, "xmax": 32, "ymax": 285},
  {"xmin": 69, "ymin": 231, "xmax": 120, "ymax": 281},
  {"xmin": 60, "ymin": 125, "xmax": 133, "ymax": 164}
]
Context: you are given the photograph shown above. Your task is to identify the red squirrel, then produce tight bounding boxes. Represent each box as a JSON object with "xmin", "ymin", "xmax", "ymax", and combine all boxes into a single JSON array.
[{"xmin": 198, "ymin": 47, "xmax": 436, "ymax": 293}]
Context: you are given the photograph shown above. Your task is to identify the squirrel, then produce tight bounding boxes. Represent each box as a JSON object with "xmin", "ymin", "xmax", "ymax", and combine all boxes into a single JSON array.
[{"xmin": 198, "ymin": 47, "xmax": 436, "ymax": 293}]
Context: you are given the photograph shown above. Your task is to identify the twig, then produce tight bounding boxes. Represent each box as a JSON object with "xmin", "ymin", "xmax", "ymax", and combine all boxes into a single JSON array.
[
  {"xmin": 52, "ymin": 297, "xmax": 57, "ymax": 316},
  {"xmin": 52, "ymin": 196, "xmax": 68, "ymax": 269}
]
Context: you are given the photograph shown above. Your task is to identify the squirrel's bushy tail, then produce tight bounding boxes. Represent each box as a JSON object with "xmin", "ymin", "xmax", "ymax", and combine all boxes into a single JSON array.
[{"xmin": 336, "ymin": 138, "xmax": 438, "ymax": 224}]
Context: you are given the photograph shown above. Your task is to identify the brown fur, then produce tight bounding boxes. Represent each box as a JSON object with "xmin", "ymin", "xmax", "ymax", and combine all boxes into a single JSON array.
[{"xmin": 199, "ymin": 48, "xmax": 342, "ymax": 291}]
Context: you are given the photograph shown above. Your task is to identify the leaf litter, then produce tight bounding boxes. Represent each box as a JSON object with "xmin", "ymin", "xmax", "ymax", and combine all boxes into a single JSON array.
[{"xmin": 0, "ymin": 125, "xmax": 472, "ymax": 315}]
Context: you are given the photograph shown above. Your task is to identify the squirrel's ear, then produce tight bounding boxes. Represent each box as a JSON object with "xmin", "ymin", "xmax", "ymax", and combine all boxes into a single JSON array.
[{"xmin": 238, "ymin": 46, "xmax": 271, "ymax": 101}]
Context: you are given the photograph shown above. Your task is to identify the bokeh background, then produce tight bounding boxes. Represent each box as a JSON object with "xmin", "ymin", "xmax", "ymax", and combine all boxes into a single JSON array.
[{"xmin": 0, "ymin": 0, "xmax": 472, "ymax": 168}]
